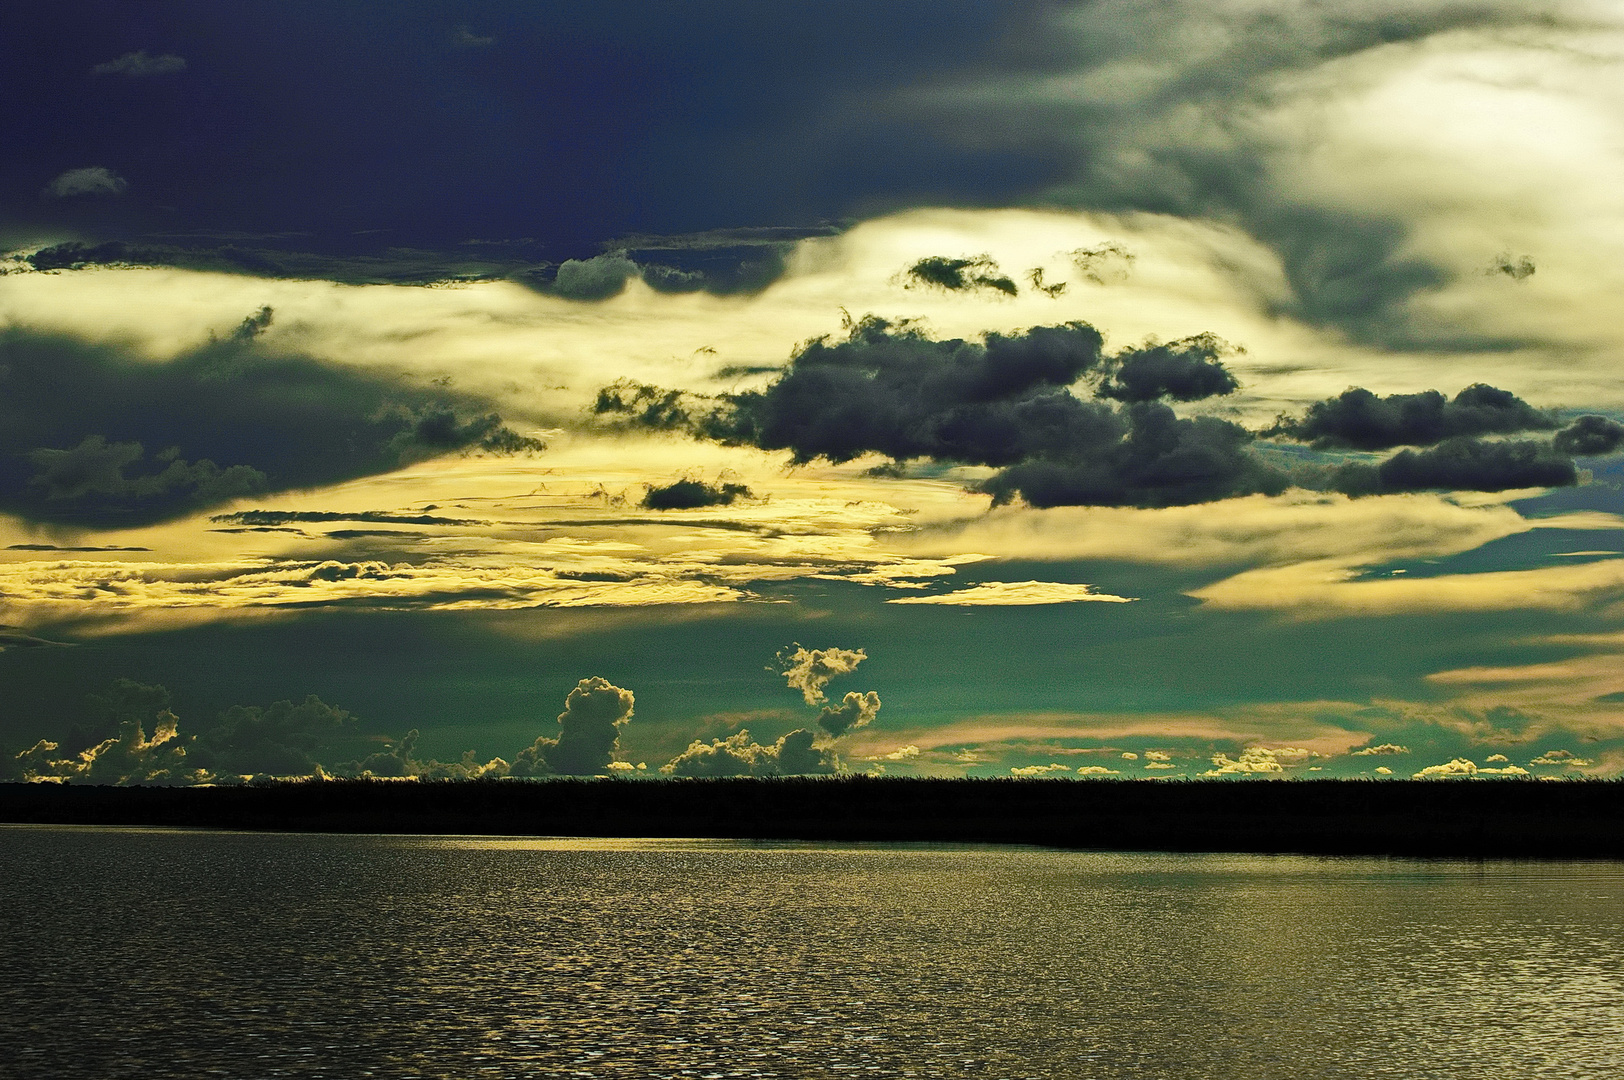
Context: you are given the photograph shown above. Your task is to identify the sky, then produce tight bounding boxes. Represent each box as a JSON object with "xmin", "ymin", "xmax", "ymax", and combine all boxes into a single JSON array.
[{"xmin": 5, "ymin": 0, "xmax": 1624, "ymax": 783}]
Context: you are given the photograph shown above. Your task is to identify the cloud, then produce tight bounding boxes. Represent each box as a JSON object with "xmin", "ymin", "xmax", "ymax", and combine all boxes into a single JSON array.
[
  {"xmin": 902, "ymin": 254, "xmax": 1018, "ymax": 296},
  {"xmin": 0, "ymin": 326, "xmax": 541, "ymax": 527},
  {"xmin": 509, "ymin": 676, "xmax": 635, "ymax": 776},
  {"xmin": 817, "ymin": 690, "xmax": 881, "ymax": 737},
  {"xmin": 552, "ymin": 252, "xmax": 643, "ymax": 301},
  {"xmin": 1010, "ymin": 762, "xmax": 1070, "ymax": 776},
  {"xmin": 882, "ymin": 744, "xmax": 921, "ymax": 760},
  {"xmin": 1352, "ymin": 743, "xmax": 1409, "ymax": 756},
  {"xmin": 602, "ymin": 316, "xmax": 1287, "ymax": 509},
  {"xmin": 1553, "ymin": 416, "xmax": 1624, "ymax": 458},
  {"xmin": 1529, "ymin": 749, "xmax": 1593, "ymax": 767},
  {"xmin": 1272, "ymin": 385, "xmax": 1556, "ymax": 452},
  {"xmin": 641, "ymin": 478, "xmax": 752, "ymax": 510},
  {"xmin": 188, "ymin": 696, "xmax": 354, "ymax": 779},
  {"xmin": 777, "ymin": 644, "xmax": 867, "ymax": 706},
  {"xmin": 6, "ymin": 684, "xmax": 191, "ymax": 785},
  {"xmin": 42, "ymin": 167, "xmax": 128, "ymax": 198},
  {"xmin": 1068, "ymin": 243, "xmax": 1135, "ymax": 285},
  {"xmin": 1486, "ymin": 253, "xmax": 1535, "ymax": 282},
  {"xmin": 1333, "ymin": 438, "xmax": 1576, "ymax": 496},
  {"xmin": 91, "ymin": 51, "xmax": 186, "ymax": 76},
  {"xmin": 1096, "ymin": 334, "xmax": 1239, "ymax": 403},
  {"xmin": 1203, "ymin": 746, "xmax": 1313, "ymax": 776},
  {"xmin": 1411, "ymin": 757, "xmax": 1531, "ymax": 779},
  {"xmin": 887, "ymin": 580, "xmax": 1135, "ymax": 606},
  {"xmin": 1191, "ymin": 550, "xmax": 1624, "ymax": 619},
  {"xmin": 1074, "ymin": 765, "xmax": 1120, "ymax": 776},
  {"xmin": 661, "ymin": 727, "xmax": 836, "ymax": 777},
  {"xmin": 451, "ymin": 27, "xmax": 496, "ymax": 48}
]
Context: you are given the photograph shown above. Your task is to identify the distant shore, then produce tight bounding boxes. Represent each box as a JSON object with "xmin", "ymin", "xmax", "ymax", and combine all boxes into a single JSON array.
[{"xmin": 3, "ymin": 777, "xmax": 1622, "ymax": 858}]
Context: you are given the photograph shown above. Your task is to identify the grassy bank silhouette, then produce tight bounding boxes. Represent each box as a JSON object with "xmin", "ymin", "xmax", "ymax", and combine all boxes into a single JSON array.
[{"xmin": 4, "ymin": 777, "xmax": 1623, "ymax": 858}]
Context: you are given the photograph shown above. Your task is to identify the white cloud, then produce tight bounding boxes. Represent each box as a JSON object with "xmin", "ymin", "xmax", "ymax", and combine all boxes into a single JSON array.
[
  {"xmin": 1010, "ymin": 762, "xmax": 1070, "ymax": 776},
  {"xmin": 43, "ymin": 167, "xmax": 127, "ymax": 198},
  {"xmin": 887, "ymin": 580, "xmax": 1136, "ymax": 606},
  {"xmin": 1529, "ymin": 749, "xmax": 1594, "ymax": 767},
  {"xmin": 777, "ymin": 644, "xmax": 867, "ymax": 706},
  {"xmin": 1352, "ymin": 743, "xmax": 1410, "ymax": 756},
  {"xmin": 1204, "ymin": 746, "xmax": 1314, "ymax": 776}
]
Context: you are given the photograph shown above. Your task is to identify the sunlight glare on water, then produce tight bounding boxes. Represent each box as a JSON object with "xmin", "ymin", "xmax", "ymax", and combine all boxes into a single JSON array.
[{"xmin": 1, "ymin": 827, "xmax": 1621, "ymax": 1078}]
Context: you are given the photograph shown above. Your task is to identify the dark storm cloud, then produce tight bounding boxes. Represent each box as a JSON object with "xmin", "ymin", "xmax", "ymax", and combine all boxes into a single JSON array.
[
  {"xmin": 902, "ymin": 255, "xmax": 1018, "ymax": 296},
  {"xmin": 509, "ymin": 676, "xmax": 635, "ymax": 777},
  {"xmin": 1271, "ymin": 385, "xmax": 1557, "ymax": 451},
  {"xmin": 1332, "ymin": 438, "xmax": 1577, "ymax": 496},
  {"xmin": 601, "ymin": 317, "xmax": 1284, "ymax": 509},
  {"xmin": 188, "ymin": 695, "xmax": 353, "ymax": 778},
  {"xmin": 661, "ymin": 727, "xmax": 836, "ymax": 777},
  {"xmin": 1096, "ymin": 334, "xmax": 1240, "ymax": 403},
  {"xmin": 981, "ymin": 403, "xmax": 1285, "ymax": 508},
  {"xmin": 0, "ymin": 323, "xmax": 540, "ymax": 527},
  {"xmin": 1553, "ymin": 416, "xmax": 1624, "ymax": 458},
  {"xmin": 2, "ymin": 2, "xmax": 1568, "ymax": 343},
  {"xmin": 90, "ymin": 51, "xmax": 186, "ymax": 76},
  {"xmin": 640, "ymin": 479, "xmax": 752, "ymax": 511},
  {"xmin": 817, "ymin": 691, "xmax": 881, "ymax": 738},
  {"xmin": 706, "ymin": 317, "xmax": 1112, "ymax": 466}
]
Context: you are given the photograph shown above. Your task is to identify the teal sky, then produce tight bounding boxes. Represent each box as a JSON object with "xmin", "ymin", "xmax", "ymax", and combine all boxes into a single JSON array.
[{"xmin": 5, "ymin": 1, "xmax": 1624, "ymax": 783}]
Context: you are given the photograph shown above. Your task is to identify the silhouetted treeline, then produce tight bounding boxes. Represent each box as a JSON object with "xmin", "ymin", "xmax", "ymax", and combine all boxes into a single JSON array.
[{"xmin": 4, "ymin": 777, "xmax": 1624, "ymax": 858}]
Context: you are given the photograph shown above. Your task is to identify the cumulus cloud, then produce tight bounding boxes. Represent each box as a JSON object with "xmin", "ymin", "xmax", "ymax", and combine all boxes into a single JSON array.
[
  {"xmin": 188, "ymin": 696, "xmax": 354, "ymax": 779},
  {"xmin": 902, "ymin": 254, "xmax": 1018, "ymax": 296},
  {"xmin": 552, "ymin": 252, "xmax": 643, "ymax": 300},
  {"xmin": 777, "ymin": 644, "xmax": 867, "ymax": 706},
  {"xmin": 661, "ymin": 727, "xmax": 836, "ymax": 777},
  {"xmin": 5, "ymin": 686, "xmax": 191, "ymax": 785},
  {"xmin": 1010, "ymin": 762, "xmax": 1070, "ymax": 776},
  {"xmin": 1352, "ymin": 743, "xmax": 1409, "ymax": 756},
  {"xmin": 887, "ymin": 581, "xmax": 1135, "ymax": 606},
  {"xmin": 510, "ymin": 676, "xmax": 636, "ymax": 776},
  {"xmin": 1203, "ymin": 747, "xmax": 1313, "ymax": 776},
  {"xmin": 1529, "ymin": 749, "xmax": 1593, "ymax": 767},
  {"xmin": 1096, "ymin": 334, "xmax": 1239, "ymax": 403},
  {"xmin": 42, "ymin": 166, "xmax": 128, "ymax": 198},
  {"xmin": 1332, "ymin": 438, "xmax": 1576, "ymax": 496},
  {"xmin": 601, "ymin": 316, "xmax": 1286, "ymax": 509},
  {"xmin": 1272, "ymin": 385, "xmax": 1556, "ymax": 452},
  {"xmin": 817, "ymin": 691, "xmax": 881, "ymax": 737},
  {"xmin": 1553, "ymin": 416, "xmax": 1624, "ymax": 458},
  {"xmin": 91, "ymin": 51, "xmax": 186, "ymax": 76}
]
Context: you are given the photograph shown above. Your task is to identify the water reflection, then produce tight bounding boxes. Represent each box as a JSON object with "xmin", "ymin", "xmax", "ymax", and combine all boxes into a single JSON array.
[{"xmin": 1, "ymin": 827, "xmax": 1621, "ymax": 1078}]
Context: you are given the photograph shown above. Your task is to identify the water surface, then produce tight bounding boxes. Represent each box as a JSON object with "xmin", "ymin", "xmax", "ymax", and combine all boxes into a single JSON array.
[{"xmin": 1, "ymin": 827, "xmax": 1620, "ymax": 1078}]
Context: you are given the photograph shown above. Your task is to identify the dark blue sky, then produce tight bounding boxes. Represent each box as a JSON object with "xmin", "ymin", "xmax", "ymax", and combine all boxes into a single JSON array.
[{"xmin": 3, "ymin": 1, "xmax": 1063, "ymax": 258}]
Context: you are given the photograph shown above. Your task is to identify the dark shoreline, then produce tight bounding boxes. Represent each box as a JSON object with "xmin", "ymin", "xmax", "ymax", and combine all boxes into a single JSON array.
[{"xmin": 4, "ymin": 777, "xmax": 1623, "ymax": 859}]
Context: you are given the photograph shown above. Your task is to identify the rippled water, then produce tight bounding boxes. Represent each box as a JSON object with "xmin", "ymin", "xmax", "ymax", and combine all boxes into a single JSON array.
[{"xmin": 2, "ymin": 827, "xmax": 1622, "ymax": 1078}]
